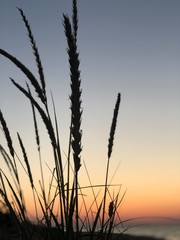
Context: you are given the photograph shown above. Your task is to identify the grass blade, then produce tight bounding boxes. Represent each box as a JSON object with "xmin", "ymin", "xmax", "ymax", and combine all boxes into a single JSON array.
[
  {"xmin": 108, "ymin": 93, "xmax": 121, "ymax": 159},
  {"xmin": 102, "ymin": 93, "xmax": 121, "ymax": 230},
  {"xmin": 0, "ymin": 110, "xmax": 14, "ymax": 158},
  {"xmin": 18, "ymin": 8, "xmax": 46, "ymax": 102},
  {"xmin": 72, "ymin": 0, "xmax": 78, "ymax": 42},
  {"xmin": 0, "ymin": 49, "xmax": 45, "ymax": 103},
  {"xmin": 17, "ymin": 133, "xmax": 34, "ymax": 189},
  {"xmin": 63, "ymin": 14, "xmax": 82, "ymax": 173},
  {"xmin": 11, "ymin": 78, "xmax": 56, "ymax": 148},
  {"xmin": 0, "ymin": 170, "xmax": 26, "ymax": 222}
]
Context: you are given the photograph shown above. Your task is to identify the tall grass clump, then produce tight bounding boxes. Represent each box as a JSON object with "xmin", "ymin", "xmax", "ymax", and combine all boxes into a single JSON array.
[{"xmin": 0, "ymin": 0, "xmax": 124, "ymax": 239}]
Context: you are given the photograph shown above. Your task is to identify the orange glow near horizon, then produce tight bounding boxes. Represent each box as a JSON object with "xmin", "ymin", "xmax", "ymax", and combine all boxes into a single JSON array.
[
  {"xmin": 21, "ymin": 181, "xmax": 180, "ymax": 225},
  {"xmin": 1, "ymin": 147, "xmax": 179, "ymax": 225},
  {"xmin": 1, "ymin": 143, "xmax": 179, "ymax": 225},
  {"xmin": 25, "ymin": 196, "xmax": 180, "ymax": 227}
]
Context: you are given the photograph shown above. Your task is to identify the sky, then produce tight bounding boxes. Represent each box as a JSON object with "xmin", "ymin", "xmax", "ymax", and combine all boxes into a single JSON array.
[{"xmin": 0, "ymin": 0, "xmax": 180, "ymax": 225}]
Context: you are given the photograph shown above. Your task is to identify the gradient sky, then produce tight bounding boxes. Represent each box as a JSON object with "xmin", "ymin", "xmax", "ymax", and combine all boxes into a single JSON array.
[{"xmin": 0, "ymin": 0, "xmax": 180, "ymax": 223}]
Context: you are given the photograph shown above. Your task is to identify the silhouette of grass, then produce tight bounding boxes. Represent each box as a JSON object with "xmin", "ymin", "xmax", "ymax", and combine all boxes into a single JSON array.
[{"xmin": 0, "ymin": 1, "xmax": 124, "ymax": 239}]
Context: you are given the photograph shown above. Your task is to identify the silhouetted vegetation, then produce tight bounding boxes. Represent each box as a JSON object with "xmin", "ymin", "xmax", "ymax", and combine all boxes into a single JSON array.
[{"xmin": 0, "ymin": 1, "xmax": 128, "ymax": 239}]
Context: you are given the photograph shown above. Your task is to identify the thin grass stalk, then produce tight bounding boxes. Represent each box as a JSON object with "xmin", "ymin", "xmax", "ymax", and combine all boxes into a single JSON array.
[
  {"xmin": 5, "ymin": 9, "xmax": 65, "ymax": 226},
  {"xmin": 102, "ymin": 93, "xmax": 121, "ymax": 230},
  {"xmin": 39, "ymin": 180, "xmax": 51, "ymax": 228},
  {"xmin": 63, "ymin": 11, "xmax": 82, "ymax": 238},
  {"xmin": 83, "ymin": 160, "xmax": 100, "ymax": 220},
  {"xmin": 43, "ymin": 167, "xmax": 59, "ymax": 224},
  {"xmin": 105, "ymin": 191, "xmax": 120, "ymax": 239},
  {"xmin": 51, "ymin": 94, "xmax": 65, "ymax": 185},
  {"xmin": 0, "ymin": 110, "xmax": 26, "ymax": 213},
  {"xmin": 27, "ymin": 84, "xmax": 40, "ymax": 151},
  {"xmin": 0, "ymin": 170, "xmax": 27, "ymax": 222},
  {"xmin": 16, "ymin": 132, "xmax": 39, "ymax": 220},
  {"xmin": 44, "ymin": 167, "xmax": 62, "ymax": 230},
  {"xmin": 0, "ymin": 2, "xmax": 124, "ymax": 238},
  {"xmin": 0, "ymin": 171, "xmax": 8, "ymax": 200},
  {"xmin": 92, "ymin": 201, "xmax": 103, "ymax": 237},
  {"xmin": 72, "ymin": 0, "xmax": 78, "ymax": 42},
  {"xmin": 28, "ymin": 99, "xmax": 41, "ymax": 220},
  {"xmin": 108, "ymin": 93, "xmax": 121, "ymax": 159},
  {"xmin": 78, "ymin": 189, "xmax": 102, "ymax": 237},
  {"xmin": 17, "ymin": 133, "xmax": 33, "ymax": 188},
  {"xmin": 13, "ymin": 150, "xmax": 40, "ymax": 219},
  {"xmin": 32, "ymin": 188, "xmax": 39, "ymax": 222},
  {"xmin": 0, "ymin": 145, "xmax": 11, "ymax": 171},
  {"xmin": 11, "ymin": 79, "xmax": 61, "ymax": 225},
  {"xmin": 50, "ymin": 94, "xmax": 67, "ymax": 232},
  {"xmin": 0, "ymin": 146, "xmax": 31, "ymax": 218},
  {"xmin": 10, "ymin": 196, "xmax": 20, "ymax": 218},
  {"xmin": 0, "ymin": 49, "xmax": 45, "ymax": 103},
  {"xmin": 108, "ymin": 161, "xmax": 121, "ymax": 186},
  {"xmin": 48, "ymin": 187, "xmax": 59, "ymax": 226},
  {"xmin": 18, "ymin": 8, "xmax": 47, "ymax": 102},
  {"xmin": 103, "ymin": 189, "xmax": 126, "ymax": 235},
  {"xmin": 35, "ymin": 188, "xmax": 51, "ymax": 229},
  {"xmin": 67, "ymin": 181, "xmax": 75, "ymax": 240},
  {"xmin": 46, "ymin": 139, "xmax": 65, "ymax": 233},
  {"xmin": 66, "ymin": 118, "xmax": 72, "ymax": 218},
  {"xmin": 63, "ymin": 14, "xmax": 82, "ymax": 173},
  {"xmin": 11, "ymin": 78, "xmax": 58, "ymax": 216},
  {"xmin": 112, "ymin": 189, "xmax": 127, "ymax": 231},
  {"xmin": 27, "ymin": 84, "xmax": 47, "ymax": 215},
  {"xmin": 0, "ymin": 145, "xmax": 18, "ymax": 188},
  {"xmin": 47, "ymin": 167, "xmax": 56, "ymax": 206},
  {"xmin": 44, "ymin": 163, "xmax": 61, "ymax": 222},
  {"xmin": 0, "ymin": 110, "xmax": 15, "ymax": 168},
  {"xmin": 0, "ymin": 111, "xmax": 14, "ymax": 157},
  {"xmin": 52, "ymin": 151, "xmax": 66, "ymax": 234},
  {"xmin": 11, "ymin": 78, "xmax": 56, "ymax": 147},
  {"xmin": 78, "ymin": 182, "xmax": 92, "ymax": 233}
]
